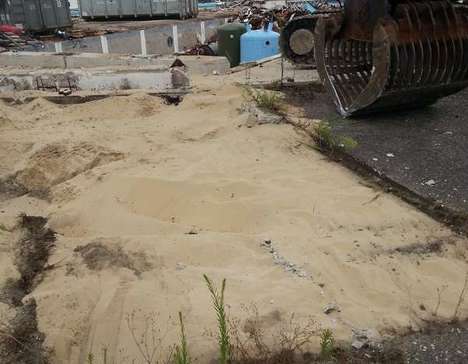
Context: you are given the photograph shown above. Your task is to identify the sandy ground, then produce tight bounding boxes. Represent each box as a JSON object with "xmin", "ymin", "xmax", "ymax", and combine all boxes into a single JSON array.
[{"xmin": 1, "ymin": 66, "xmax": 468, "ymax": 363}]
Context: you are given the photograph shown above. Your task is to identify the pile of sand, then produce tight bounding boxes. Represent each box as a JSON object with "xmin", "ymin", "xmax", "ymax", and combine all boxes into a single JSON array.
[
  {"xmin": 0, "ymin": 142, "xmax": 123, "ymax": 201},
  {"xmin": 0, "ymin": 79, "xmax": 467, "ymax": 364},
  {"xmin": 15, "ymin": 142, "xmax": 124, "ymax": 193}
]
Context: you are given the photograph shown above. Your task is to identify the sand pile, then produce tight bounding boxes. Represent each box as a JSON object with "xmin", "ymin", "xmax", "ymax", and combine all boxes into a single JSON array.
[
  {"xmin": 65, "ymin": 94, "xmax": 165, "ymax": 121},
  {"xmin": 15, "ymin": 142, "xmax": 123, "ymax": 193},
  {"xmin": 0, "ymin": 142, "xmax": 123, "ymax": 200},
  {"xmin": 0, "ymin": 79, "xmax": 467, "ymax": 364}
]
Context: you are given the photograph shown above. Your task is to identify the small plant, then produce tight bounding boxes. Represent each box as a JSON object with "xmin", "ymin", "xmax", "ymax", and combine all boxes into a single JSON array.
[
  {"xmin": 229, "ymin": 305, "xmax": 317, "ymax": 364},
  {"xmin": 314, "ymin": 122, "xmax": 335, "ymax": 150},
  {"xmin": 243, "ymin": 87, "xmax": 285, "ymax": 114},
  {"xmin": 126, "ymin": 310, "xmax": 173, "ymax": 364},
  {"xmin": 452, "ymin": 270, "xmax": 468, "ymax": 321},
  {"xmin": 203, "ymin": 274, "xmax": 230, "ymax": 364},
  {"xmin": 313, "ymin": 122, "xmax": 357, "ymax": 153},
  {"xmin": 86, "ymin": 353, "xmax": 94, "ymax": 364},
  {"xmin": 432, "ymin": 285, "xmax": 448, "ymax": 317},
  {"xmin": 319, "ymin": 328, "xmax": 335, "ymax": 361},
  {"xmin": 174, "ymin": 312, "xmax": 190, "ymax": 364}
]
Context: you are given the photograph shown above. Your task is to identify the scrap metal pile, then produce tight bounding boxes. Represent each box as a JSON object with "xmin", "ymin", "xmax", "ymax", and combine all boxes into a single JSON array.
[
  {"xmin": 0, "ymin": 25, "xmax": 45, "ymax": 53},
  {"xmin": 184, "ymin": 0, "xmax": 331, "ymax": 55},
  {"xmin": 224, "ymin": 0, "xmax": 336, "ymax": 28}
]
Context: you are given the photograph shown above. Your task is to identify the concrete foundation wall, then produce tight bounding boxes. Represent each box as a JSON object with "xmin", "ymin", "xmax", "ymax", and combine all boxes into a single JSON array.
[
  {"xmin": 30, "ymin": 18, "xmax": 227, "ymax": 56},
  {"xmin": 0, "ymin": 52, "xmax": 231, "ymax": 75},
  {"xmin": 0, "ymin": 66, "xmax": 189, "ymax": 92}
]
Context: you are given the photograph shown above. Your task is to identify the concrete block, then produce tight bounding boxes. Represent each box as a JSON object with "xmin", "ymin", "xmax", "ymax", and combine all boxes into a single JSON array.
[
  {"xmin": 177, "ymin": 56, "xmax": 230, "ymax": 75},
  {"xmin": 0, "ymin": 66, "xmax": 189, "ymax": 92}
]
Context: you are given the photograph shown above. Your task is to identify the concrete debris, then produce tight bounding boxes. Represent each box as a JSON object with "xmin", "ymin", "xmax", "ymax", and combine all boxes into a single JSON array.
[
  {"xmin": 261, "ymin": 240, "xmax": 310, "ymax": 278},
  {"xmin": 223, "ymin": 0, "xmax": 340, "ymax": 29},
  {"xmin": 323, "ymin": 302, "xmax": 341, "ymax": 314},
  {"xmin": 351, "ymin": 328, "xmax": 383, "ymax": 350},
  {"xmin": 59, "ymin": 88, "xmax": 72, "ymax": 96},
  {"xmin": 0, "ymin": 27, "xmax": 44, "ymax": 53},
  {"xmin": 243, "ymin": 102, "xmax": 284, "ymax": 126},
  {"xmin": 183, "ymin": 43, "xmax": 217, "ymax": 56}
]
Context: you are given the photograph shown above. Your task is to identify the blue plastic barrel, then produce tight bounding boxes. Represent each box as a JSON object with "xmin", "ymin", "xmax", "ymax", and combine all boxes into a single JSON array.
[{"xmin": 240, "ymin": 23, "xmax": 280, "ymax": 64}]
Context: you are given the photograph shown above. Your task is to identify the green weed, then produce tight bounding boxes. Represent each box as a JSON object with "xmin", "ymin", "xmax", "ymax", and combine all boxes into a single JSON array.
[
  {"xmin": 243, "ymin": 87, "xmax": 285, "ymax": 114},
  {"xmin": 313, "ymin": 122, "xmax": 357, "ymax": 153},
  {"xmin": 174, "ymin": 312, "xmax": 190, "ymax": 364},
  {"xmin": 203, "ymin": 274, "xmax": 230, "ymax": 364},
  {"xmin": 86, "ymin": 352, "xmax": 94, "ymax": 364},
  {"xmin": 319, "ymin": 328, "xmax": 335, "ymax": 361}
]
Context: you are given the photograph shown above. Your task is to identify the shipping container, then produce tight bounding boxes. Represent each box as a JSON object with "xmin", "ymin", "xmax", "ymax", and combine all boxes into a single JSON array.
[
  {"xmin": 79, "ymin": 0, "xmax": 198, "ymax": 20},
  {"xmin": 0, "ymin": 0, "xmax": 72, "ymax": 33}
]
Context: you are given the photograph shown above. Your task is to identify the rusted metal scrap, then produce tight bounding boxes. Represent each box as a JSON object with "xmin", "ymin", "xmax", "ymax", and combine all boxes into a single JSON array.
[{"xmin": 183, "ymin": 43, "xmax": 217, "ymax": 56}]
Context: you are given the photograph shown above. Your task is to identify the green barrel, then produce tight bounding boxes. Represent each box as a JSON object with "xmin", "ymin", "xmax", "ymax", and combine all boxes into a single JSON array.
[{"xmin": 217, "ymin": 23, "xmax": 247, "ymax": 67}]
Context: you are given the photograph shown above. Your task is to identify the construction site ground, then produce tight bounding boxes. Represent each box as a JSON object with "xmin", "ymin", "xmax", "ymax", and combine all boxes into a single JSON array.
[{"xmin": 1, "ymin": 59, "xmax": 468, "ymax": 363}]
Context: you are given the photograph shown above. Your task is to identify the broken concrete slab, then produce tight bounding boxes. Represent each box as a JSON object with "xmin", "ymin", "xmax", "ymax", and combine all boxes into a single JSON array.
[{"xmin": 0, "ymin": 66, "xmax": 189, "ymax": 92}]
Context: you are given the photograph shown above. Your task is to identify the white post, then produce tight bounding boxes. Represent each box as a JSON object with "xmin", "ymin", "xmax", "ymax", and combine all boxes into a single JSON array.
[
  {"xmin": 200, "ymin": 21, "xmax": 206, "ymax": 44},
  {"xmin": 140, "ymin": 30, "xmax": 147, "ymax": 56},
  {"xmin": 100, "ymin": 35, "xmax": 109, "ymax": 54},
  {"xmin": 172, "ymin": 24, "xmax": 179, "ymax": 53},
  {"xmin": 54, "ymin": 42, "xmax": 63, "ymax": 53}
]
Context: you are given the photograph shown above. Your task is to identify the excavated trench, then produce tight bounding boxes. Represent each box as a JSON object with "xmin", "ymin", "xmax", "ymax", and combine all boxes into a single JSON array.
[{"xmin": 0, "ymin": 215, "xmax": 56, "ymax": 364}]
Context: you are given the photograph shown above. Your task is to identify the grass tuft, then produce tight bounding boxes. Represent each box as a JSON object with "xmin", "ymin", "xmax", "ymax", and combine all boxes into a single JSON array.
[
  {"xmin": 319, "ymin": 328, "xmax": 335, "ymax": 361},
  {"xmin": 243, "ymin": 87, "xmax": 285, "ymax": 114},
  {"xmin": 174, "ymin": 312, "xmax": 190, "ymax": 364},
  {"xmin": 86, "ymin": 353, "xmax": 94, "ymax": 364},
  {"xmin": 313, "ymin": 122, "xmax": 358, "ymax": 154},
  {"xmin": 203, "ymin": 274, "xmax": 230, "ymax": 364}
]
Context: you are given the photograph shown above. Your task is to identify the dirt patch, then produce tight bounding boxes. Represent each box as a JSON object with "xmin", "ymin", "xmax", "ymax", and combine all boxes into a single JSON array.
[
  {"xmin": 74, "ymin": 241, "xmax": 153, "ymax": 276},
  {"xmin": 14, "ymin": 216, "xmax": 56, "ymax": 293},
  {"xmin": 0, "ymin": 175, "xmax": 28, "ymax": 202},
  {"xmin": 0, "ymin": 300, "xmax": 48, "ymax": 364},
  {"xmin": 0, "ymin": 142, "xmax": 124, "ymax": 200},
  {"xmin": 392, "ymin": 240, "xmax": 446, "ymax": 256},
  {"xmin": 0, "ymin": 215, "xmax": 56, "ymax": 364}
]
